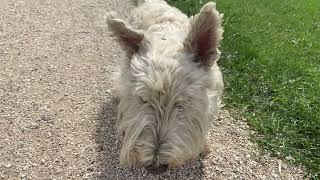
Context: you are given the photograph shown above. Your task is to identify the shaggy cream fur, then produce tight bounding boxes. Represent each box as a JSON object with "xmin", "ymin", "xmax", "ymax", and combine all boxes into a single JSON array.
[{"xmin": 107, "ymin": 0, "xmax": 224, "ymax": 172}]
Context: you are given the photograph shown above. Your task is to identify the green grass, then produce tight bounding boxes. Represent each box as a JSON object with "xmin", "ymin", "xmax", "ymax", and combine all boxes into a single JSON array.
[{"xmin": 168, "ymin": 0, "xmax": 320, "ymax": 177}]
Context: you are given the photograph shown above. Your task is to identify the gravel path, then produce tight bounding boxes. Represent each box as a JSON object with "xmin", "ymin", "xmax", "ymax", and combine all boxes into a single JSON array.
[{"xmin": 0, "ymin": 0, "xmax": 306, "ymax": 179}]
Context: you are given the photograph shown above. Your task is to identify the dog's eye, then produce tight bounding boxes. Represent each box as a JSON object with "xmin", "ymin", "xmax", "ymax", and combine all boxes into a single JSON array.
[{"xmin": 175, "ymin": 104, "xmax": 184, "ymax": 111}]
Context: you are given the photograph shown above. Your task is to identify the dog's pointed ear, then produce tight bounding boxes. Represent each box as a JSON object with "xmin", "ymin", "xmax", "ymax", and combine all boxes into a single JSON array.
[
  {"xmin": 107, "ymin": 12, "xmax": 144, "ymax": 55},
  {"xmin": 184, "ymin": 2, "xmax": 223, "ymax": 67}
]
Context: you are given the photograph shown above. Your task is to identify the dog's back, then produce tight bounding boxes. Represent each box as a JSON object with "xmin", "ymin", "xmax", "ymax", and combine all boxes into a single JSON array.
[
  {"xmin": 127, "ymin": 1, "xmax": 190, "ymax": 58},
  {"xmin": 129, "ymin": 1, "xmax": 189, "ymax": 38}
]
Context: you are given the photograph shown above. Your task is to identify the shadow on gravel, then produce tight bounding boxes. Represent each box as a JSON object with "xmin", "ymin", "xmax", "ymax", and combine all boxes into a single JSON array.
[{"xmin": 95, "ymin": 95, "xmax": 205, "ymax": 179}]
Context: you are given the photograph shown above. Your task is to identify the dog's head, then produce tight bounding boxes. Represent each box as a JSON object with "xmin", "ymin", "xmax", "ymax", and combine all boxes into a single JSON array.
[{"xmin": 107, "ymin": 2, "xmax": 223, "ymax": 172}]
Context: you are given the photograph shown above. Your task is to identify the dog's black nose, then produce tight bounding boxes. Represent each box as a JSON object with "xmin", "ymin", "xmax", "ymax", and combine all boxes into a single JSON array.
[{"xmin": 145, "ymin": 164, "xmax": 169, "ymax": 174}]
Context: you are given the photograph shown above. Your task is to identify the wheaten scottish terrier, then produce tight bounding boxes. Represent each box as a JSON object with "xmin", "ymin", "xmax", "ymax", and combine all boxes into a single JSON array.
[{"xmin": 107, "ymin": 0, "xmax": 224, "ymax": 173}]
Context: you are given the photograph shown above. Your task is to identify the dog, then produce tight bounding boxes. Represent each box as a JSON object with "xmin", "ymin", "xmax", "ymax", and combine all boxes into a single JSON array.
[{"xmin": 107, "ymin": 0, "xmax": 224, "ymax": 173}]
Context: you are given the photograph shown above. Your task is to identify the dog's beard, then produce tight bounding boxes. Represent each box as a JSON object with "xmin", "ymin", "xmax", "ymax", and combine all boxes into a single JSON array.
[
  {"xmin": 118, "ymin": 108, "xmax": 157, "ymax": 167},
  {"xmin": 118, "ymin": 94, "xmax": 210, "ymax": 168}
]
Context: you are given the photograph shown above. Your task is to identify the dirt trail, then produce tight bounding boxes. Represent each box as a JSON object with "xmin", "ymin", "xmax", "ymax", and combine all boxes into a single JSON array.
[{"xmin": 0, "ymin": 0, "xmax": 305, "ymax": 179}]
